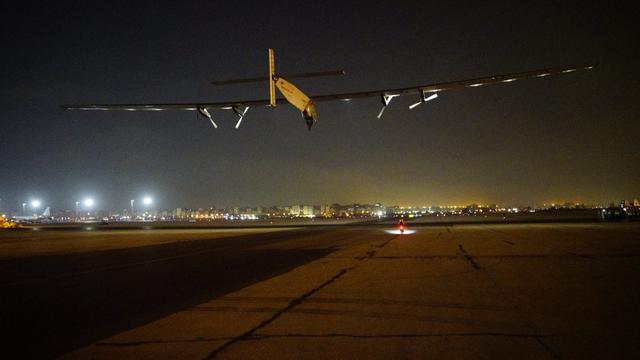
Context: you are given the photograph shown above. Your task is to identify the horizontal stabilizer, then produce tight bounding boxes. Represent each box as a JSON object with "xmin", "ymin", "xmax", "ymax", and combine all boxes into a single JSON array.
[{"xmin": 212, "ymin": 70, "xmax": 345, "ymax": 86}]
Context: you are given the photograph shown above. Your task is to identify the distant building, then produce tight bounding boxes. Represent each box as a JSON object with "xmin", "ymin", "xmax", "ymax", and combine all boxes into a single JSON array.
[
  {"xmin": 291, "ymin": 205, "xmax": 314, "ymax": 217},
  {"xmin": 174, "ymin": 208, "xmax": 188, "ymax": 219},
  {"xmin": 320, "ymin": 204, "xmax": 333, "ymax": 217}
]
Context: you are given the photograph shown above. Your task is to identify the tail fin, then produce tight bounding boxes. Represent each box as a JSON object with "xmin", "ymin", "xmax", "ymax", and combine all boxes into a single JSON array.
[
  {"xmin": 42, "ymin": 207, "xmax": 51, "ymax": 217},
  {"xmin": 269, "ymin": 48, "xmax": 276, "ymax": 107}
]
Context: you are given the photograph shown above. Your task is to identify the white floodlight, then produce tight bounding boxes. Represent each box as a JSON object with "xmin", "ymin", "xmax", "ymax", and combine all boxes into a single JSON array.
[
  {"xmin": 83, "ymin": 198, "xmax": 95, "ymax": 208},
  {"xmin": 31, "ymin": 200, "xmax": 41, "ymax": 209},
  {"xmin": 143, "ymin": 196, "xmax": 153, "ymax": 206}
]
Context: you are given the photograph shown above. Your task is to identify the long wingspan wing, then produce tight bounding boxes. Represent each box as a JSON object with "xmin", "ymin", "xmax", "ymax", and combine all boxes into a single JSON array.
[
  {"xmin": 61, "ymin": 63, "xmax": 596, "ymax": 112},
  {"xmin": 61, "ymin": 99, "xmax": 272, "ymax": 111},
  {"xmin": 310, "ymin": 63, "xmax": 596, "ymax": 102}
]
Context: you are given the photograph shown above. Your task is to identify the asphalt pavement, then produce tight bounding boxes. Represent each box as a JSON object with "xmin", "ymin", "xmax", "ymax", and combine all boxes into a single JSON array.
[{"xmin": 1, "ymin": 222, "xmax": 639, "ymax": 359}]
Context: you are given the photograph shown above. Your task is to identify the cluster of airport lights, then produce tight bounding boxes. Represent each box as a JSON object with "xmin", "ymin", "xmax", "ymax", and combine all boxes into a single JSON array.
[
  {"xmin": 20, "ymin": 199, "xmax": 42, "ymax": 214},
  {"xmin": 15, "ymin": 196, "xmax": 154, "ymax": 214}
]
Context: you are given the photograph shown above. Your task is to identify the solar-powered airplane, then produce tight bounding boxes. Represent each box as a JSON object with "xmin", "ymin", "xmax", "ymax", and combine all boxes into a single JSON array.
[{"xmin": 62, "ymin": 49, "xmax": 596, "ymax": 130}]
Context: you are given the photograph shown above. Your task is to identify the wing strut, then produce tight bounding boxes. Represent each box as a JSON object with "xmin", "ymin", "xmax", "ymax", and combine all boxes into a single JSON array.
[{"xmin": 377, "ymin": 94, "xmax": 400, "ymax": 119}]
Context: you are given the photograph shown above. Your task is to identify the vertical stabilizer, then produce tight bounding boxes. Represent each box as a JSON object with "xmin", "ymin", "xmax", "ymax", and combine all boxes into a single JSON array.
[{"xmin": 268, "ymin": 48, "xmax": 276, "ymax": 107}]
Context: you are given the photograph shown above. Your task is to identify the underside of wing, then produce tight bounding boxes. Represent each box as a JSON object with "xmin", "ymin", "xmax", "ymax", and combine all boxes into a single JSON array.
[
  {"xmin": 309, "ymin": 64, "xmax": 597, "ymax": 102},
  {"xmin": 61, "ymin": 98, "xmax": 273, "ymax": 111}
]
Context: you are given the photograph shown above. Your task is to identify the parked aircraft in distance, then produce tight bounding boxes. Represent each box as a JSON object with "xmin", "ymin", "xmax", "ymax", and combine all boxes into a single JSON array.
[
  {"xmin": 12, "ymin": 207, "xmax": 51, "ymax": 224},
  {"xmin": 62, "ymin": 49, "xmax": 596, "ymax": 131}
]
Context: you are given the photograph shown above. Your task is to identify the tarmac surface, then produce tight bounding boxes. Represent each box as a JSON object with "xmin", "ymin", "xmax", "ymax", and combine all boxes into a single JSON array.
[{"xmin": 1, "ymin": 222, "xmax": 639, "ymax": 359}]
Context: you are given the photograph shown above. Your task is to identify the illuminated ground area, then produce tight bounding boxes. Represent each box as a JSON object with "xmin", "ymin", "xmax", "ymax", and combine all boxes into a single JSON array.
[{"xmin": 1, "ymin": 223, "xmax": 639, "ymax": 358}]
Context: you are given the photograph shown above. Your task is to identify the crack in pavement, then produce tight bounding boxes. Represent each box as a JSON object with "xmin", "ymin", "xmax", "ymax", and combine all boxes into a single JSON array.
[
  {"xmin": 536, "ymin": 337, "xmax": 562, "ymax": 359},
  {"xmin": 203, "ymin": 267, "xmax": 354, "ymax": 359},
  {"xmin": 354, "ymin": 235, "xmax": 398, "ymax": 261},
  {"xmin": 376, "ymin": 236, "xmax": 396, "ymax": 249},
  {"xmin": 458, "ymin": 244, "xmax": 481, "ymax": 270},
  {"xmin": 473, "ymin": 236, "xmax": 562, "ymax": 359},
  {"xmin": 204, "ymin": 234, "xmax": 397, "ymax": 358}
]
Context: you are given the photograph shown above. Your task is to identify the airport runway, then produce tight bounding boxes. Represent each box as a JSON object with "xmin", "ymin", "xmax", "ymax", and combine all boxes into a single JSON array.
[
  {"xmin": 0, "ymin": 226, "xmax": 362, "ymax": 358},
  {"xmin": 1, "ymin": 222, "xmax": 639, "ymax": 359}
]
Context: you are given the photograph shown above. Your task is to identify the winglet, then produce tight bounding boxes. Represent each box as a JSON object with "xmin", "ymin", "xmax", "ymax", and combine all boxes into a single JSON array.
[{"xmin": 269, "ymin": 48, "xmax": 276, "ymax": 107}]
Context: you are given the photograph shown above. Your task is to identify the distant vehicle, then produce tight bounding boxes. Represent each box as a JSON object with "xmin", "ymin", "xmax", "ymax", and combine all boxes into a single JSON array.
[
  {"xmin": 63, "ymin": 49, "xmax": 596, "ymax": 131},
  {"xmin": 11, "ymin": 207, "xmax": 51, "ymax": 224},
  {"xmin": 77, "ymin": 218, "xmax": 110, "ymax": 225}
]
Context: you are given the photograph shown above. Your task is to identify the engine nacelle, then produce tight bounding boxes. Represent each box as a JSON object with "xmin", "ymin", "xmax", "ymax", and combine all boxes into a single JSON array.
[{"xmin": 302, "ymin": 101, "xmax": 318, "ymax": 130}]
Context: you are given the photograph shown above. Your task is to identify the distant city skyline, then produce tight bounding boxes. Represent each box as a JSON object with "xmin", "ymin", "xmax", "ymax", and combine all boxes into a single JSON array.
[{"xmin": 1, "ymin": 194, "xmax": 634, "ymax": 214}]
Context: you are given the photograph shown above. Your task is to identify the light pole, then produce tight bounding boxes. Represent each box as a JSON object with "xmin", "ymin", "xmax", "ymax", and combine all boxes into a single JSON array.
[
  {"xmin": 75, "ymin": 201, "xmax": 80, "ymax": 221},
  {"xmin": 22, "ymin": 203, "xmax": 27, "ymax": 216},
  {"xmin": 130, "ymin": 199, "xmax": 135, "ymax": 220}
]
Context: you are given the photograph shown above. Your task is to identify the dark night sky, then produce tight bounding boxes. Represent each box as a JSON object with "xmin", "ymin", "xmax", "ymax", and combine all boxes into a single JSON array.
[{"xmin": 1, "ymin": 1, "xmax": 638, "ymax": 211}]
